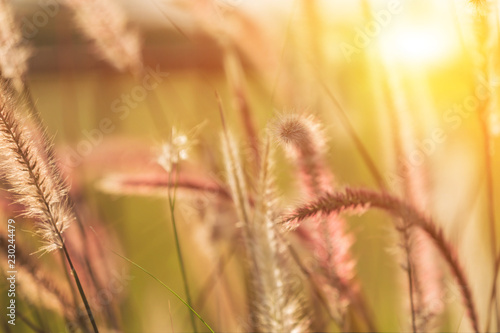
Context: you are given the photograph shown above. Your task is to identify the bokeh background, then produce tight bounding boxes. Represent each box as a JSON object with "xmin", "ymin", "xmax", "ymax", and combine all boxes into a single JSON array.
[{"xmin": 2, "ymin": 0, "xmax": 499, "ymax": 332}]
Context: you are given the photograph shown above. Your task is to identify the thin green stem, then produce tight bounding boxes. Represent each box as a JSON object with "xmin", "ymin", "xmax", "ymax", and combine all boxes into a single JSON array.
[
  {"xmin": 405, "ymin": 236, "xmax": 417, "ymax": 333},
  {"xmin": 60, "ymin": 241, "xmax": 99, "ymax": 333},
  {"xmin": 168, "ymin": 163, "xmax": 197, "ymax": 332},
  {"xmin": 58, "ymin": 250, "xmax": 89, "ymax": 332}
]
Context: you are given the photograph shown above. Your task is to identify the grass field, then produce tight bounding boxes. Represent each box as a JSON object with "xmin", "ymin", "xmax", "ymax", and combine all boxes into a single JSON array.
[{"xmin": 1, "ymin": 0, "xmax": 500, "ymax": 332}]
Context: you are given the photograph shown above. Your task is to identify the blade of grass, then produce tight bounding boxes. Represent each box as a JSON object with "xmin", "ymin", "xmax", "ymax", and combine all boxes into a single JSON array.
[
  {"xmin": 17, "ymin": 311, "xmax": 47, "ymax": 333},
  {"xmin": 13, "ymin": 79, "xmax": 102, "ymax": 332},
  {"xmin": 110, "ymin": 249, "xmax": 214, "ymax": 333},
  {"xmin": 90, "ymin": 227, "xmax": 213, "ymax": 332},
  {"xmin": 314, "ymin": 73, "xmax": 387, "ymax": 191},
  {"xmin": 195, "ymin": 241, "xmax": 237, "ymax": 310},
  {"xmin": 167, "ymin": 160, "xmax": 197, "ymax": 332}
]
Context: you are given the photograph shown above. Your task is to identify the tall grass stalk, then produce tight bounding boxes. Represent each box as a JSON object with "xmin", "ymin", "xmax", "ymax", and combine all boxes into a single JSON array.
[
  {"xmin": 0, "ymin": 2, "xmax": 110, "ymax": 315},
  {"xmin": 0, "ymin": 81, "xmax": 99, "ymax": 333},
  {"xmin": 250, "ymin": 138, "xmax": 308, "ymax": 332},
  {"xmin": 223, "ymin": 46, "xmax": 260, "ymax": 170},
  {"xmin": 167, "ymin": 150, "xmax": 197, "ymax": 333},
  {"xmin": 315, "ymin": 76, "xmax": 387, "ymax": 191},
  {"xmin": 220, "ymin": 97, "xmax": 308, "ymax": 331},
  {"xmin": 0, "ymin": 0, "xmax": 31, "ymax": 89},
  {"xmin": 272, "ymin": 113, "xmax": 377, "ymax": 331},
  {"xmin": 381, "ymin": 62, "xmax": 443, "ymax": 332},
  {"xmin": 11, "ymin": 76, "xmax": 114, "ymax": 329},
  {"xmin": 285, "ymin": 188, "xmax": 480, "ymax": 333},
  {"xmin": 368, "ymin": 20, "xmax": 418, "ymax": 332},
  {"xmin": 59, "ymin": 239, "xmax": 99, "ymax": 332},
  {"xmin": 471, "ymin": 1, "xmax": 500, "ymax": 330},
  {"xmin": 63, "ymin": 0, "xmax": 142, "ymax": 76},
  {"xmin": 0, "ymin": 234, "xmax": 73, "ymax": 319}
]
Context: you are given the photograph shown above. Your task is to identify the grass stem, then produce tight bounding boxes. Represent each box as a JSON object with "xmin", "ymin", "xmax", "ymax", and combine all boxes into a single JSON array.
[
  {"xmin": 168, "ymin": 162, "xmax": 197, "ymax": 332},
  {"xmin": 60, "ymin": 243, "xmax": 99, "ymax": 333}
]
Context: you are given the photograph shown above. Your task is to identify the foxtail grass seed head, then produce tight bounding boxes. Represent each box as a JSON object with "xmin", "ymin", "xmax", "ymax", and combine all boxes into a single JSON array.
[
  {"xmin": 0, "ymin": 0, "xmax": 31, "ymax": 86},
  {"xmin": 271, "ymin": 113, "xmax": 326, "ymax": 159},
  {"xmin": 412, "ymin": 230, "xmax": 444, "ymax": 331},
  {"xmin": 221, "ymin": 130, "xmax": 251, "ymax": 227},
  {"xmin": 0, "ymin": 82, "xmax": 73, "ymax": 254},
  {"xmin": 0, "ymin": 234, "xmax": 73, "ymax": 317},
  {"xmin": 271, "ymin": 113, "xmax": 332, "ymax": 196},
  {"xmin": 226, "ymin": 138, "xmax": 308, "ymax": 332},
  {"xmin": 64, "ymin": 0, "xmax": 142, "ymax": 76},
  {"xmin": 285, "ymin": 188, "xmax": 480, "ymax": 333},
  {"xmin": 271, "ymin": 112, "xmax": 357, "ymax": 322}
]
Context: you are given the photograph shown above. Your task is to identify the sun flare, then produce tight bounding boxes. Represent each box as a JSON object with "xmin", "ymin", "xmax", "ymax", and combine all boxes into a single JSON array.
[{"xmin": 379, "ymin": 24, "xmax": 458, "ymax": 65}]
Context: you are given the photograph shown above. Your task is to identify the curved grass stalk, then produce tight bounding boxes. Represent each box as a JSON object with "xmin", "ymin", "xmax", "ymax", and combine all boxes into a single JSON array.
[{"xmin": 285, "ymin": 189, "xmax": 480, "ymax": 333}]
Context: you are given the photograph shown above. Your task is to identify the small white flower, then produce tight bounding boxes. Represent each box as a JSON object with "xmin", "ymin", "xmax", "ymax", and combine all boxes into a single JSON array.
[{"xmin": 157, "ymin": 124, "xmax": 205, "ymax": 172}]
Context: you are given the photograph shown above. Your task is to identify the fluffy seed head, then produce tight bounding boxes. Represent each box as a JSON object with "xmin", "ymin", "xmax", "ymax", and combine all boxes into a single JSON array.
[
  {"xmin": 64, "ymin": 0, "xmax": 142, "ymax": 75},
  {"xmin": 0, "ymin": 81, "xmax": 73, "ymax": 254},
  {"xmin": 285, "ymin": 188, "xmax": 480, "ymax": 333},
  {"xmin": 271, "ymin": 113, "xmax": 326, "ymax": 158},
  {"xmin": 0, "ymin": 0, "xmax": 31, "ymax": 84},
  {"xmin": 271, "ymin": 113, "xmax": 332, "ymax": 195},
  {"xmin": 229, "ymin": 138, "xmax": 308, "ymax": 332},
  {"xmin": 0, "ymin": 234, "xmax": 73, "ymax": 317}
]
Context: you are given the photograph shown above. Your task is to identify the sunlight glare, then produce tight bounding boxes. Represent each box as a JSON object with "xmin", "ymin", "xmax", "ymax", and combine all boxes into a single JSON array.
[{"xmin": 379, "ymin": 24, "xmax": 457, "ymax": 66}]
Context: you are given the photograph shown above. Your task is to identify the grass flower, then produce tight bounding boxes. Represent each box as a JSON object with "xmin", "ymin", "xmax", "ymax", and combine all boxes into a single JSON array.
[
  {"xmin": 0, "ymin": 80, "xmax": 98, "ymax": 332},
  {"xmin": 285, "ymin": 188, "xmax": 480, "ymax": 333},
  {"xmin": 221, "ymin": 125, "xmax": 308, "ymax": 331},
  {"xmin": 63, "ymin": 0, "xmax": 142, "ymax": 76},
  {"xmin": 270, "ymin": 113, "xmax": 371, "ymax": 329},
  {"xmin": 158, "ymin": 128, "xmax": 193, "ymax": 173},
  {"xmin": 249, "ymin": 139, "xmax": 309, "ymax": 332},
  {"xmin": 0, "ymin": 82, "xmax": 71, "ymax": 253},
  {"xmin": 0, "ymin": 0, "xmax": 31, "ymax": 88}
]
